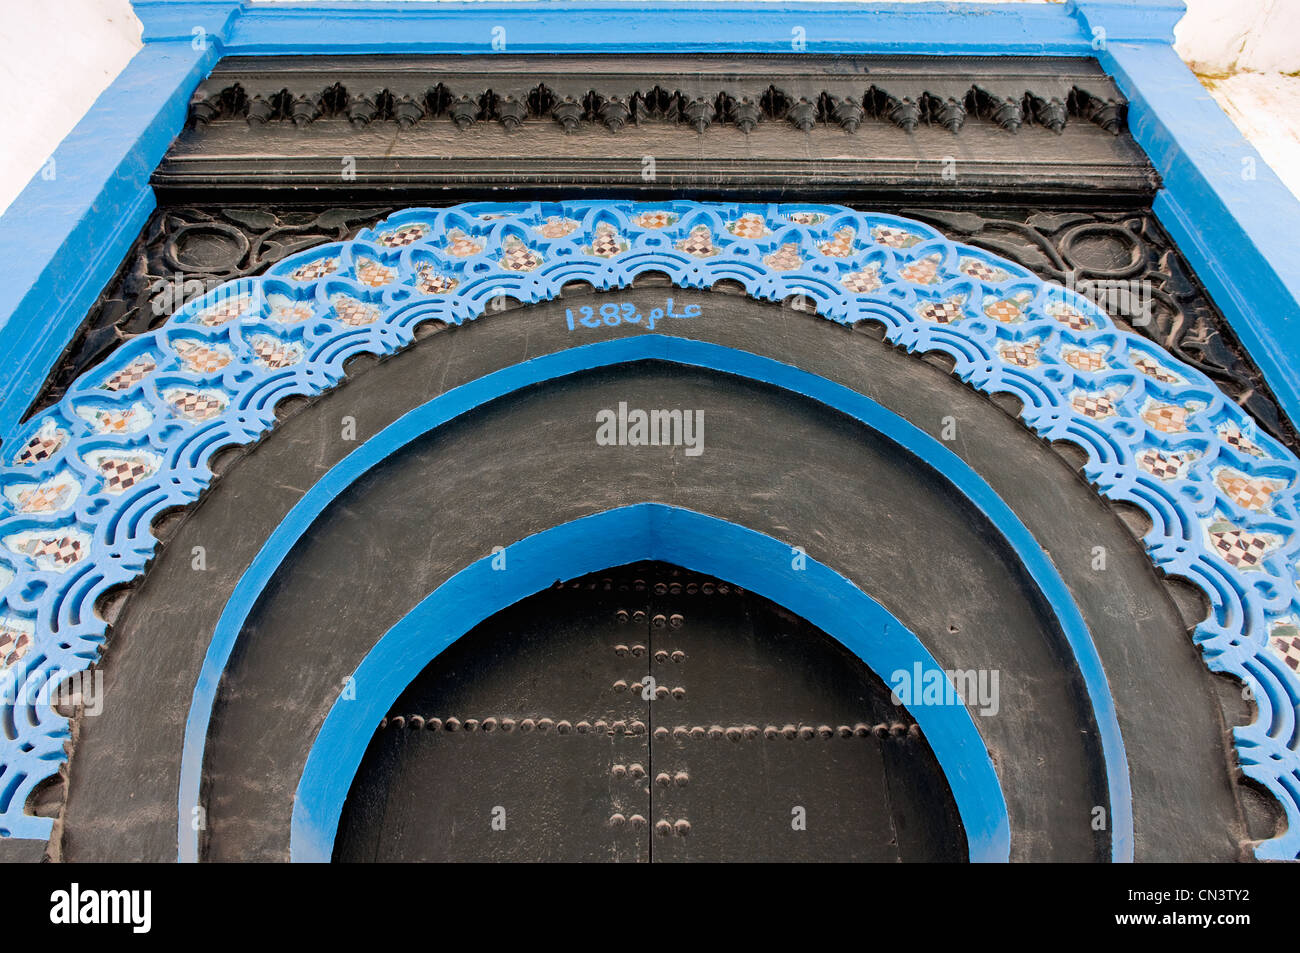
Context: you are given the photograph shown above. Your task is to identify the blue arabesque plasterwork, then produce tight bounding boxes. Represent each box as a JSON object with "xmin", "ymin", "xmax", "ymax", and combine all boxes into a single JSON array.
[{"xmin": 1, "ymin": 200, "xmax": 1297, "ymax": 858}]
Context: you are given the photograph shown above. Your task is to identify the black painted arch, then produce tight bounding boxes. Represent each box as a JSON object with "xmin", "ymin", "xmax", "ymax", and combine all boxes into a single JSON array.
[{"xmin": 57, "ymin": 287, "xmax": 1247, "ymax": 862}]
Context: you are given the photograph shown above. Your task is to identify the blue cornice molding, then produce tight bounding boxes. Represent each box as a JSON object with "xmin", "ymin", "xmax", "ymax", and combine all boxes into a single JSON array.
[{"xmin": 132, "ymin": 0, "xmax": 244, "ymax": 42}]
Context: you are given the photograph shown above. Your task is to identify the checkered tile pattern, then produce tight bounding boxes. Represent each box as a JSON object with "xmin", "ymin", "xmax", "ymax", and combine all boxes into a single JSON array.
[
  {"xmin": 818, "ymin": 228, "xmax": 855, "ymax": 257},
  {"xmin": 14, "ymin": 483, "xmax": 73, "ymax": 513},
  {"xmin": 1220, "ymin": 426, "xmax": 1265, "ymax": 457},
  {"xmin": 998, "ymin": 343, "xmax": 1039, "ymax": 367},
  {"xmin": 501, "ymin": 239, "xmax": 543, "ymax": 272},
  {"xmin": 270, "ymin": 302, "xmax": 314, "ymax": 324},
  {"xmin": 536, "ymin": 218, "xmax": 578, "ymax": 239},
  {"xmin": 445, "ymin": 231, "xmax": 484, "ymax": 257},
  {"xmin": 101, "ymin": 359, "xmax": 156, "ymax": 392},
  {"xmin": 377, "ymin": 224, "xmax": 429, "ymax": 247},
  {"xmin": 356, "ymin": 258, "xmax": 396, "ymax": 288},
  {"xmin": 1064, "ymin": 348, "xmax": 1107, "ymax": 373},
  {"xmin": 763, "ymin": 244, "xmax": 804, "ymax": 271},
  {"xmin": 1072, "ymin": 393, "xmax": 1117, "ymax": 419},
  {"xmin": 98, "ymin": 457, "xmax": 154, "ymax": 493},
  {"xmin": 1217, "ymin": 471, "xmax": 1282, "ymax": 512},
  {"xmin": 169, "ymin": 391, "xmax": 225, "ymax": 422},
  {"xmin": 0, "ymin": 627, "xmax": 30, "ymax": 670},
  {"xmin": 872, "ymin": 226, "xmax": 920, "ymax": 248},
  {"xmin": 1210, "ymin": 525, "xmax": 1275, "ymax": 570},
  {"xmin": 636, "ymin": 211, "xmax": 677, "ymax": 229},
  {"xmin": 85, "ymin": 408, "xmax": 139, "ymax": 434},
  {"xmin": 917, "ymin": 298, "xmax": 964, "ymax": 324},
  {"xmin": 333, "ymin": 297, "xmax": 380, "ymax": 327},
  {"xmin": 1132, "ymin": 354, "xmax": 1182, "ymax": 384},
  {"xmin": 174, "ymin": 340, "xmax": 231, "ymax": 374},
  {"xmin": 15, "ymin": 428, "xmax": 65, "ymax": 466},
  {"xmin": 900, "ymin": 256, "xmax": 940, "ymax": 284},
  {"xmin": 1142, "ymin": 401, "xmax": 1190, "ymax": 434},
  {"xmin": 290, "ymin": 258, "xmax": 338, "ymax": 282},
  {"xmin": 1271, "ymin": 628, "xmax": 1300, "ymax": 672},
  {"xmin": 251, "ymin": 337, "xmax": 300, "ymax": 369},
  {"xmin": 1048, "ymin": 303, "xmax": 1093, "ymax": 331},
  {"xmin": 1137, "ymin": 449, "xmax": 1191, "ymax": 481},
  {"xmin": 587, "ymin": 225, "xmax": 626, "ymax": 258},
  {"xmin": 677, "ymin": 227, "xmax": 717, "ymax": 258},
  {"xmin": 196, "ymin": 297, "xmax": 250, "ymax": 327},
  {"xmin": 984, "ymin": 299, "xmax": 1024, "ymax": 323},
  {"xmin": 841, "ymin": 268, "xmax": 881, "ymax": 294},
  {"xmin": 415, "ymin": 267, "xmax": 458, "ymax": 295},
  {"xmin": 20, "ymin": 535, "xmax": 85, "ymax": 568},
  {"xmin": 727, "ymin": 214, "xmax": 768, "ymax": 239},
  {"xmin": 960, "ymin": 259, "xmax": 1008, "ymax": 282}
]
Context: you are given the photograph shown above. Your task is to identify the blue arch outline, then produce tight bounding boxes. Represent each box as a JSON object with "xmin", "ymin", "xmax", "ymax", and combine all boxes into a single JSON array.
[
  {"xmin": 291, "ymin": 503, "xmax": 1010, "ymax": 863},
  {"xmin": 180, "ymin": 334, "xmax": 1133, "ymax": 862}
]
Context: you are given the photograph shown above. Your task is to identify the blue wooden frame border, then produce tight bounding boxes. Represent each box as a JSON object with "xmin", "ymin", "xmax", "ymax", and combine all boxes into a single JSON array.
[
  {"xmin": 2, "ymin": 0, "xmax": 1297, "ymax": 440},
  {"xmin": 0, "ymin": 0, "xmax": 1295, "ymax": 856}
]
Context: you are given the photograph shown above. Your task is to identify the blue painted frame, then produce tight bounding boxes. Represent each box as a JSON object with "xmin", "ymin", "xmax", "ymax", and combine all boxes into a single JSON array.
[
  {"xmin": 1, "ymin": 1, "xmax": 1298, "ymax": 440},
  {"xmin": 180, "ymin": 334, "xmax": 1133, "ymax": 863},
  {"xmin": 290, "ymin": 504, "xmax": 1013, "ymax": 863}
]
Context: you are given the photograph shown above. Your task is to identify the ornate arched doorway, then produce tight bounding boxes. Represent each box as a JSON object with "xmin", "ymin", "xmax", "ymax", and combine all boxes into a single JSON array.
[
  {"xmin": 334, "ymin": 562, "xmax": 967, "ymax": 863},
  {"xmin": 3, "ymin": 203, "xmax": 1294, "ymax": 862}
]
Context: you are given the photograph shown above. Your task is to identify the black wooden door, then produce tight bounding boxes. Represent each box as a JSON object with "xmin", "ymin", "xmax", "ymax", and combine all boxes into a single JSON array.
[{"xmin": 334, "ymin": 562, "xmax": 966, "ymax": 862}]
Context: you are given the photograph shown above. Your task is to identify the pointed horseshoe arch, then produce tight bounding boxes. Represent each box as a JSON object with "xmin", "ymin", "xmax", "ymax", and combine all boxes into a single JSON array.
[{"xmin": 2, "ymin": 202, "xmax": 1298, "ymax": 859}]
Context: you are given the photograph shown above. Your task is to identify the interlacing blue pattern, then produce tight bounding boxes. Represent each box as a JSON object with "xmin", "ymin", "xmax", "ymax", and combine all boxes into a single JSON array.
[{"xmin": 1, "ymin": 201, "xmax": 1298, "ymax": 857}]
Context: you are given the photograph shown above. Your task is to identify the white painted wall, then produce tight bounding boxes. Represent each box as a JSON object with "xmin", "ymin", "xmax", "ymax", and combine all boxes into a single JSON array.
[{"xmin": 1, "ymin": 0, "xmax": 1297, "ymax": 215}]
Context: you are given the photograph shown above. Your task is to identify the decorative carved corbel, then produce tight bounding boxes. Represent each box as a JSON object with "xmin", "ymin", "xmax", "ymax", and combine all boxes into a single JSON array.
[
  {"xmin": 683, "ymin": 97, "xmax": 716, "ymax": 133},
  {"xmin": 829, "ymin": 96, "xmax": 865, "ymax": 133},
  {"xmin": 1071, "ymin": 87, "xmax": 1125, "ymax": 134},
  {"xmin": 729, "ymin": 96, "xmax": 762, "ymax": 134},
  {"xmin": 245, "ymin": 94, "xmax": 276, "ymax": 126},
  {"xmin": 449, "ymin": 95, "xmax": 480, "ymax": 130},
  {"xmin": 496, "ymin": 95, "xmax": 528, "ymax": 132},
  {"xmin": 289, "ymin": 93, "xmax": 323, "ymax": 127},
  {"xmin": 1030, "ymin": 95, "xmax": 1069, "ymax": 133},
  {"xmin": 597, "ymin": 97, "xmax": 632, "ymax": 132},
  {"xmin": 787, "ymin": 98, "xmax": 818, "ymax": 132},
  {"xmin": 346, "ymin": 94, "xmax": 380, "ymax": 128},
  {"xmin": 928, "ymin": 95, "xmax": 967, "ymax": 133},
  {"xmin": 189, "ymin": 93, "xmax": 220, "ymax": 127},
  {"xmin": 552, "ymin": 97, "xmax": 584, "ymax": 134}
]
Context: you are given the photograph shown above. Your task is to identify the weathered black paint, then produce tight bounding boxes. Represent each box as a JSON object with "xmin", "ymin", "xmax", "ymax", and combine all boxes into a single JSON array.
[{"xmin": 334, "ymin": 563, "xmax": 966, "ymax": 863}]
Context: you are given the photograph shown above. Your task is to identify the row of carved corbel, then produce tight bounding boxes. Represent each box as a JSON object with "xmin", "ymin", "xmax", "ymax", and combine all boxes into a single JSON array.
[{"xmin": 188, "ymin": 82, "xmax": 1125, "ymax": 135}]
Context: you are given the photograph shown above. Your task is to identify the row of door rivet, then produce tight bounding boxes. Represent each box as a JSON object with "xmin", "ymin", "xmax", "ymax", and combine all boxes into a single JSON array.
[
  {"xmin": 554, "ymin": 579, "xmax": 738, "ymax": 596},
  {"xmin": 655, "ymin": 819, "xmax": 691, "ymax": 836},
  {"xmin": 606, "ymin": 814, "xmax": 691, "ymax": 837},
  {"xmin": 607, "ymin": 813, "xmax": 647, "ymax": 828},
  {"xmin": 610, "ymin": 763, "xmax": 647, "ymax": 779},
  {"xmin": 612, "ymin": 679, "xmax": 686, "ymax": 699},
  {"xmin": 382, "ymin": 716, "xmax": 651, "ymax": 734},
  {"xmin": 614, "ymin": 611, "xmax": 686, "ymax": 628},
  {"xmin": 654, "ymin": 771, "xmax": 689, "ymax": 787},
  {"xmin": 642, "ymin": 722, "xmax": 922, "ymax": 741},
  {"xmin": 610, "ymin": 646, "xmax": 685, "ymax": 662}
]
